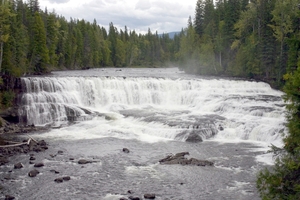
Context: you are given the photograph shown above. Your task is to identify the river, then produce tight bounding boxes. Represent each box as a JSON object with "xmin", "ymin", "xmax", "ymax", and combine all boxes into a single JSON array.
[{"xmin": 1, "ymin": 68, "xmax": 286, "ymax": 200}]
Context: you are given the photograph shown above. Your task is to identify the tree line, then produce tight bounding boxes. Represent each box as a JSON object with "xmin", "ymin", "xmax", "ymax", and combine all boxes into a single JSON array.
[
  {"xmin": 179, "ymin": 0, "xmax": 300, "ymax": 89},
  {"xmin": 0, "ymin": 0, "xmax": 180, "ymax": 77}
]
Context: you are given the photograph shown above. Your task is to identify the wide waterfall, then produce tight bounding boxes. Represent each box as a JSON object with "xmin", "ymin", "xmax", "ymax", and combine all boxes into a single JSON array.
[
  {"xmin": 2, "ymin": 68, "xmax": 287, "ymax": 200},
  {"xmin": 19, "ymin": 68, "xmax": 286, "ymax": 145}
]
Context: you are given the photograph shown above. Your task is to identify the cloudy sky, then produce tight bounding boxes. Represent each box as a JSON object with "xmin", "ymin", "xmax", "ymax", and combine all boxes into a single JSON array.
[{"xmin": 39, "ymin": 0, "xmax": 197, "ymax": 34}]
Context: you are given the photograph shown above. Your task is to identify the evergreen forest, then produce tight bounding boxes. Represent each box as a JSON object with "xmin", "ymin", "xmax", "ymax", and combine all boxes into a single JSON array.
[{"xmin": 1, "ymin": 0, "xmax": 300, "ymax": 198}]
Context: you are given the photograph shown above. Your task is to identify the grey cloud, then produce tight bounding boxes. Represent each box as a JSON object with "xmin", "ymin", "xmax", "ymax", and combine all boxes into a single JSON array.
[
  {"xmin": 48, "ymin": 0, "xmax": 70, "ymax": 4},
  {"xmin": 46, "ymin": 0, "xmax": 195, "ymax": 33},
  {"xmin": 135, "ymin": 0, "xmax": 151, "ymax": 11}
]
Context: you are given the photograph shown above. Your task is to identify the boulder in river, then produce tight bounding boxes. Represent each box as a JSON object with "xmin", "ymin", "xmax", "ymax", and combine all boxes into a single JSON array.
[
  {"xmin": 54, "ymin": 178, "xmax": 63, "ymax": 183},
  {"xmin": 144, "ymin": 193, "xmax": 156, "ymax": 199},
  {"xmin": 123, "ymin": 148, "xmax": 130, "ymax": 153},
  {"xmin": 28, "ymin": 169, "xmax": 39, "ymax": 177},
  {"xmin": 159, "ymin": 152, "xmax": 213, "ymax": 166},
  {"xmin": 63, "ymin": 176, "xmax": 71, "ymax": 181},
  {"xmin": 185, "ymin": 131, "xmax": 203, "ymax": 143},
  {"xmin": 78, "ymin": 159, "xmax": 92, "ymax": 164},
  {"xmin": 128, "ymin": 197, "xmax": 140, "ymax": 200},
  {"xmin": 5, "ymin": 195, "xmax": 15, "ymax": 200},
  {"xmin": 34, "ymin": 163, "xmax": 44, "ymax": 168},
  {"xmin": 14, "ymin": 162, "xmax": 23, "ymax": 169}
]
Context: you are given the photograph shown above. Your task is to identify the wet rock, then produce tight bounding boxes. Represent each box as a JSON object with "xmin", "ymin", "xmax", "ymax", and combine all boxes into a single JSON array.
[
  {"xmin": 128, "ymin": 196, "xmax": 140, "ymax": 200},
  {"xmin": 29, "ymin": 156, "xmax": 36, "ymax": 161},
  {"xmin": 159, "ymin": 152, "xmax": 213, "ymax": 166},
  {"xmin": 69, "ymin": 158, "xmax": 74, "ymax": 161},
  {"xmin": 218, "ymin": 124, "xmax": 224, "ymax": 131},
  {"xmin": 28, "ymin": 169, "xmax": 39, "ymax": 177},
  {"xmin": 185, "ymin": 131, "xmax": 203, "ymax": 143},
  {"xmin": 123, "ymin": 148, "xmax": 130, "ymax": 153},
  {"xmin": 63, "ymin": 176, "xmax": 71, "ymax": 181},
  {"xmin": 38, "ymin": 140, "xmax": 47, "ymax": 146},
  {"xmin": 29, "ymin": 161, "xmax": 35, "ymax": 164},
  {"xmin": 0, "ymin": 156, "xmax": 9, "ymax": 165},
  {"xmin": 119, "ymin": 198, "xmax": 128, "ymax": 200},
  {"xmin": 50, "ymin": 169, "xmax": 60, "ymax": 174},
  {"xmin": 144, "ymin": 193, "xmax": 155, "ymax": 199},
  {"xmin": 54, "ymin": 178, "xmax": 63, "ymax": 183},
  {"xmin": 57, "ymin": 150, "xmax": 63, "ymax": 154},
  {"xmin": 14, "ymin": 162, "xmax": 23, "ymax": 169},
  {"xmin": 78, "ymin": 159, "xmax": 91, "ymax": 164},
  {"xmin": 5, "ymin": 195, "xmax": 15, "ymax": 200},
  {"xmin": 34, "ymin": 163, "xmax": 44, "ymax": 168}
]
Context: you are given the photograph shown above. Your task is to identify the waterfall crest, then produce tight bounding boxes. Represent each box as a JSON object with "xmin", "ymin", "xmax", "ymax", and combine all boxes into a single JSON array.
[{"xmin": 19, "ymin": 75, "xmax": 286, "ymax": 143}]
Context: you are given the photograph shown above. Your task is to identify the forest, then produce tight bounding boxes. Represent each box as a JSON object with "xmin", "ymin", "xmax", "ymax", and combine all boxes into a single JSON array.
[
  {"xmin": 0, "ymin": 0, "xmax": 299, "ymax": 87},
  {"xmin": 0, "ymin": 0, "xmax": 300, "ymax": 199}
]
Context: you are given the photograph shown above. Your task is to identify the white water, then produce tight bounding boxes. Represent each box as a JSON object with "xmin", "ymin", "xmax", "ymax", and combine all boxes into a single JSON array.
[{"xmin": 19, "ymin": 68, "xmax": 286, "ymax": 146}]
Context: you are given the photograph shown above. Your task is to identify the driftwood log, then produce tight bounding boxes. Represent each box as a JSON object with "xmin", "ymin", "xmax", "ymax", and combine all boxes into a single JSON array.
[{"xmin": 0, "ymin": 138, "xmax": 33, "ymax": 148}]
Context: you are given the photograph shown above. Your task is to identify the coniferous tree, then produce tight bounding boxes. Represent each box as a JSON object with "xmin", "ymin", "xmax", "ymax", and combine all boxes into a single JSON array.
[
  {"xmin": 31, "ymin": 12, "xmax": 49, "ymax": 73},
  {"xmin": 0, "ymin": 0, "xmax": 14, "ymax": 73}
]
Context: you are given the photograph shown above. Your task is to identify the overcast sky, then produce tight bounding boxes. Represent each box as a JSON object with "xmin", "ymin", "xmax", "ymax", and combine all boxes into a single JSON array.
[{"xmin": 39, "ymin": 0, "xmax": 197, "ymax": 34}]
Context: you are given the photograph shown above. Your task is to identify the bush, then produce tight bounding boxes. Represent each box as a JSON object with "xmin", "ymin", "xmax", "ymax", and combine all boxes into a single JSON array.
[{"xmin": 1, "ymin": 90, "xmax": 15, "ymax": 108}]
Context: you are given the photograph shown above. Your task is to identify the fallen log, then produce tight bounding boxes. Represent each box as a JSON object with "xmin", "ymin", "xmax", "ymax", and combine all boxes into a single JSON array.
[
  {"xmin": 0, "ymin": 135, "xmax": 37, "ymax": 148},
  {"xmin": 0, "ymin": 138, "xmax": 30, "ymax": 148}
]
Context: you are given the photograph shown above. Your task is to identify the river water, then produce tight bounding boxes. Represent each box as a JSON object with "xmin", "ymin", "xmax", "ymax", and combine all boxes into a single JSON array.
[{"xmin": 1, "ymin": 68, "xmax": 286, "ymax": 199}]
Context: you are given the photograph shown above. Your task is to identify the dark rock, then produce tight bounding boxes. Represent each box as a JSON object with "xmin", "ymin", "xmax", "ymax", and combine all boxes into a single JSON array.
[
  {"xmin": 5, "ymin": 195, "xmax": 15, "ymax": 200},
  {"xmin": 119, "ymin": 198, "xmax": 128, "ymax": 200},
  {"xmin": 144, "ymin": 193, "xmax": 156, "ymax": 199},
  {"xmin": 63, "ymin": 176, "xmax": 71, "ymax": 181},
  {"xmin": 159, "ymin": 152, "xmax": 213, "ymax": 167},
  {"xmin": 50, "ymin": 169, "xmax": 60, "ymax": 174},
  {"xmin": 0, "ymin": 156, "xmax": 9, "ymax": 165},
  {"xmin": 78, "ymin": 159, "xmax": 91, "ymax": 164},
  {"xmin": 123, "ymin": 148, "xmax": 130, "ymax": 153},
  {"xmin": 185, "ymin": 131, "xmax": 203, "ymax": 143},
  {"xmin": 189, "ymin": 158, "xmax": 214, "ymax": 166},
  {"xmin": 14, "ymin": 162, "xmax": 23, "ymax": 169},
  {"xmin": 29, "ymin": 161, "xmax": 35, "ymax": 164},
  {"xmin": 128, "ymin": 197, "xmax": 140, "ymax": 200},
  {"xmin": 34, "ymin": 163, "xmax": 44, "ymax": 168},
  {"xmin": 57, "ymin": 150, "xmax": 63, "ymax": 154},
  {"xmin": 218, "ymin": 124, "xmax": 224, "ymax": 131},
  {"xmin": 29, "ymin": 156, "xmax": 36, "ymax": 161},
  {"xmin": 28, "ymin": 169, "xmax": 39, "ymax": 177},
  {"xmin": 38, "ymin": 140, "xmax": 47, "ymax": 146},
  {"xmin": 69, "ymin": 158, "xmax": 74, "ymax": 161},
  {"xmin": 54, "ymin": 178, "xmax": 63, "ymax": 183}
]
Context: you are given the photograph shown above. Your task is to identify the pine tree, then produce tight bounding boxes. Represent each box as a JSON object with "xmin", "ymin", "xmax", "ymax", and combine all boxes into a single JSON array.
[
  {"xmin": 31, "ymin": 12, "xmax": 49, "ymax": 73},
  {"xmin": 0, "ymin": 0, "xmax": 14, "ymax": 73}
]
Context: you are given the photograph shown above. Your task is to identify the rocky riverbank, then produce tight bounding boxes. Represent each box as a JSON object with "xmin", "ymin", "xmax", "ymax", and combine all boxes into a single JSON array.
[{"xmin": 0, "ymin": 122, "xmax": 49, "ymax": 165}]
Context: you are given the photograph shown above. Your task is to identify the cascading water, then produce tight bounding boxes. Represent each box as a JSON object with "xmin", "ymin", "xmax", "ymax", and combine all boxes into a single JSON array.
[
  {"xmin": 19, "ymin": 68, "xmax": 286, "ymax": 145},
  {"xmin": 2, "ymin": 68, "xmax": 287, "ymax": 200}
]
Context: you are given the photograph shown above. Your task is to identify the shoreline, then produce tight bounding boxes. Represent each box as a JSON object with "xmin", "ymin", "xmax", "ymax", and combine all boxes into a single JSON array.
[{"xmin": 0, "ymin": 123, "xmax": 50, "ymax": 165}]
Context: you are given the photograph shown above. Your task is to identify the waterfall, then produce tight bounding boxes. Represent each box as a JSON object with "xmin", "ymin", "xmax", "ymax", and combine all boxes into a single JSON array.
[{"xmin": 19, "ymin": 75, "xmax": 286, "ymax": 143}]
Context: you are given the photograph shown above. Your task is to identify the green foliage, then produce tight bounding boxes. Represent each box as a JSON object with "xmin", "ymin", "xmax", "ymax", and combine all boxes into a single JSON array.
[{"xmin": 1, "ymin": 90, "xmax": 15, "ymax": 108}]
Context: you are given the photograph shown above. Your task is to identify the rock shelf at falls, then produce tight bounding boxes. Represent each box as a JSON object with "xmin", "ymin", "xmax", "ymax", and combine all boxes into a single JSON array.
[{"xmin": 1, "ymin": 68, "xmax": 287, "ymax": 199}]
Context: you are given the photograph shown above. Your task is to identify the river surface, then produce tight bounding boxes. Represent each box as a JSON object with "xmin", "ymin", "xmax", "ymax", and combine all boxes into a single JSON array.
[{"xmin": 1, "ymin": 68, "xmax": 286, "ymax": 200}]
